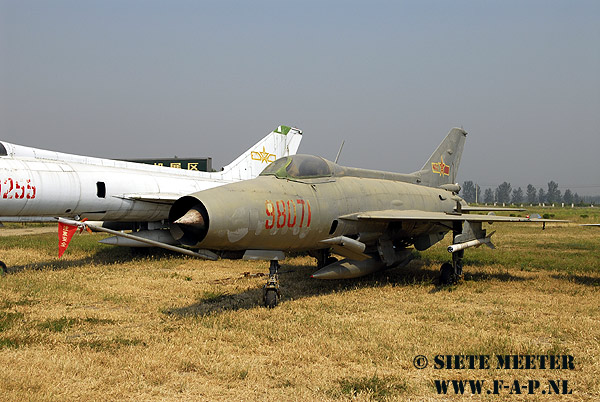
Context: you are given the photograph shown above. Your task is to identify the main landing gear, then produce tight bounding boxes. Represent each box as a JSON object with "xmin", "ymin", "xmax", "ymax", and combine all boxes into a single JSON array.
[
  {"xmin": 0, "ymin": 260, "xmax": 6, "ymax": 276},
  {"xmin": 439, "ymin": 250, "xmax": 463, "ymax": 286},
  {"xmin": 262, "ymin": 250, "xmax": 339, "ymax": 308},
  {"xmin": 440, "ymin": 222, "xmax": 465, "ymax": 286},
  {"xmin": 263, "ymin": 260, "xmax": 281, "ymax": 308}
]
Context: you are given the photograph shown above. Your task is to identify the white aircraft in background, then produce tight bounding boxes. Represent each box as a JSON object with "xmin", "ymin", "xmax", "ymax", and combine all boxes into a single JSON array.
[{"xmin": 0, "ymin": 125, "xmax": 302, "ymax": 270}]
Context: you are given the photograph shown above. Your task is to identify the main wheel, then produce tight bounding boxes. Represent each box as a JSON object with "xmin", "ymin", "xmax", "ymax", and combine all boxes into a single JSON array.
[
  {"xmin": 264, "ymin": 289, "xmax": 278, "ymax": 308},
  {"xmin": 0, "ymin": 261, "xmax": 6, "ymax": 276},
  {"xmin": 439, "ymin": 262, "xmax": 453, "ymax": 285}
]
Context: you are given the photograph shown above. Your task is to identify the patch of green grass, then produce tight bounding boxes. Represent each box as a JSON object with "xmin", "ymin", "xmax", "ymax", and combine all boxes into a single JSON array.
[
  {"xmin": 0, "ymin": 335, "xmax": 36, "ymax": 349},
  {"xmin": 0, "ymin": 233, "xmax": 57, "ymax": 250},
  {"xmin": 37, "ymin": 316, "xmax": 115, "ymax": 332},
  {"xmin": 235, "ymin": 368, "xmax": 249, "ymax": 380},
  {"xmin": 37, "ymin": 317, "xmax": 77, "ymax": 332},
  {"xmin": 0, "ymin": 311, "xmax": 24, "ymax": 332},
  {"xmin": 81, "ymin": 317, "xmax": 115, "ymax": 325},
  {"xmin": 200, "ymin": 290, "xmax": 228, "ymax": 303},
  {"xmin": 1, "ymin": 298, "xmax": 39, "ymax": 309},
  {"xmin": 338, "ymin": 374, "xmax": 407, "ymax": 400},
  {"xmin": 0, "ymin": 337, "xmax": 21, "ymax": 349}
]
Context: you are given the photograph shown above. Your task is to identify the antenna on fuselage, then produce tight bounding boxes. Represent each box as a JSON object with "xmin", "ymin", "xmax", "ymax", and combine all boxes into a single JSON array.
[{"xmin": 334, "ymin": 140, "xmax": 345, "ymax": 164}]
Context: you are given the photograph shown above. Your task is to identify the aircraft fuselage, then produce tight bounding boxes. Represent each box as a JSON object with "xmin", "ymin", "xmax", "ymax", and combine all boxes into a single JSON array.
[
  {"xmin": 0, "ymin": 143, "xmax": 225, "ymax": 221},
  {"xmin": 170, "ymin": 175, "xmax": 458, "ymax": 251}
]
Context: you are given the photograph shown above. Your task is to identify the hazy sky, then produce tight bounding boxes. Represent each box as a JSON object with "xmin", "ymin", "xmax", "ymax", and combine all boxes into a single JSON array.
[{"xmin": 1, "ymin": 1, "xmax": 599, "ymax": 195}]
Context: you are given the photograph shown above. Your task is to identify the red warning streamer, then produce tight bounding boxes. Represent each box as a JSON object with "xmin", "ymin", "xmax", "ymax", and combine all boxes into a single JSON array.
[{"xmin": 58, "ymin": 221, "xmax": 79, "ymax": 258}]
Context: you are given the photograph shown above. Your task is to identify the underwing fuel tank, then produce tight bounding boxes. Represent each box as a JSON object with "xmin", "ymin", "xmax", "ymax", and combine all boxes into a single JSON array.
[{"xmin": 311, "ymin": 258, "xmax": 387, "ymax": 280}]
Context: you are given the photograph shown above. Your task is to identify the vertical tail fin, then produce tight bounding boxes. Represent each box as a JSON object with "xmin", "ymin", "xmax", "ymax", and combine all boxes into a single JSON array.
[
  {"xmin": 413, "ymin": 128, "xmax": 467, "ymax": 188},
  {"xmin": 220, "ymin": 125, "xmax": 302, "ymax": 181}
]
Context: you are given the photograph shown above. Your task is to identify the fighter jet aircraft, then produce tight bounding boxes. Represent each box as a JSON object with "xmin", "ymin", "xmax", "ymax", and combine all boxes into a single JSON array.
[
  {"xmin": 58, "ymin": 128, "xmax": 564, "ymax": 307},
  {"xmin": 0, "ymin": 125, "xmax": 302, "ymax": 271}
]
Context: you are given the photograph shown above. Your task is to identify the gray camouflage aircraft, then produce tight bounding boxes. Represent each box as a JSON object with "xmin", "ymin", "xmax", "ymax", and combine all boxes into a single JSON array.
[
  {"xmin": 166, "ymin": 127, "xmax": 566, "ymax": 307},
  {"xmin": 63, "ymin": 128, "xmax": 563, "ymax": 307}
]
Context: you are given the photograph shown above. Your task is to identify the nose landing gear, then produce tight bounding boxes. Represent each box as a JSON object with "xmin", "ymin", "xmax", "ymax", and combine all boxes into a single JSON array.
[{"xmin": 263, "ymin": 260, "xmax": 281, "ymax": 308}]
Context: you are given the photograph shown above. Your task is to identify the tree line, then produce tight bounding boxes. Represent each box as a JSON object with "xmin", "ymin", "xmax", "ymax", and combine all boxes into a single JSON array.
[{"xmin": 460, "ymin": 180, "xmax": 597, "ymax": 205}]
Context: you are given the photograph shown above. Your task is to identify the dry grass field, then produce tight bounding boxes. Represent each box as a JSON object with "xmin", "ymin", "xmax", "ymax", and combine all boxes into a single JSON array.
[{"xmin": 0, "ymin": 208, "xmax": 599, "ymax": 401}]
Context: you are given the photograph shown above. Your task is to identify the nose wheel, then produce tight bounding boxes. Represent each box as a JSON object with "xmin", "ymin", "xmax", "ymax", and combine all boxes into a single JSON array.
[{"xmin": 263, "ymin": 260, "xmax": 281, "ymax": 308}]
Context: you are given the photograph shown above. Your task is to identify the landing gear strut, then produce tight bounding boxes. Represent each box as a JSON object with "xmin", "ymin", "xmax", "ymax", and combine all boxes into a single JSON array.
[
  {"xmin": 263, "ymin": 260, "xmax": 281, "ymax": 308},
  {"xmin": 440, "ymin": 223, "xmax": 465, "ymax": 285}
]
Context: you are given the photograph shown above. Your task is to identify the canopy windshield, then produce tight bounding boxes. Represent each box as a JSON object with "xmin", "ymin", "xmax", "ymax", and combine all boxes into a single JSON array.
[{"xmin": 260, "ymin": 155, "xmax": 333, "ymax": 179}]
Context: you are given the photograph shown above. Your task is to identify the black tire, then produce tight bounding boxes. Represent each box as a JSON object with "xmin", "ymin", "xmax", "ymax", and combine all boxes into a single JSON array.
[
  {"xmin": 264, "ymin": 290, "xmax": 278, "ymax": 308},
  {"xmin": 326, "ymin": 256, "xmax": 338, "ymax": 265},
  {"xmin": 0, "ymin": 261, "xmax": 6, "ymax": 276},
  {"xmin": 439, "ymin": 263, "xmax": 453, "ymax": 285}
]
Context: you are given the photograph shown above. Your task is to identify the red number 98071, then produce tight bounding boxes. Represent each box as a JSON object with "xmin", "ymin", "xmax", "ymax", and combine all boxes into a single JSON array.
[{"xmin": 265, "ymin": 199, "xmax": 311, "ymax": 229}]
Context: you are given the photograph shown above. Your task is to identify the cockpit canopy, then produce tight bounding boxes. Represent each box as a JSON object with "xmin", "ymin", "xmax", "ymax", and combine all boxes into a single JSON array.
[{"xmin": 260, "ymin": 155, "xmax": 333, "ymax": 179}]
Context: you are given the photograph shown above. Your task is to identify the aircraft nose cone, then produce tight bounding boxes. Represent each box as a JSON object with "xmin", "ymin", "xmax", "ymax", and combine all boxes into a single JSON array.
[{"xmin": 174, "ymin": 208, "xmax": 205, "ymax": 228}]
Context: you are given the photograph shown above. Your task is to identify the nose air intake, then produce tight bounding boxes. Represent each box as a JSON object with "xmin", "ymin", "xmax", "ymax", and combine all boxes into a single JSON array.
[{"xmin": 169, "ymin": 196, "xmax": 209, "ymax": 246}]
